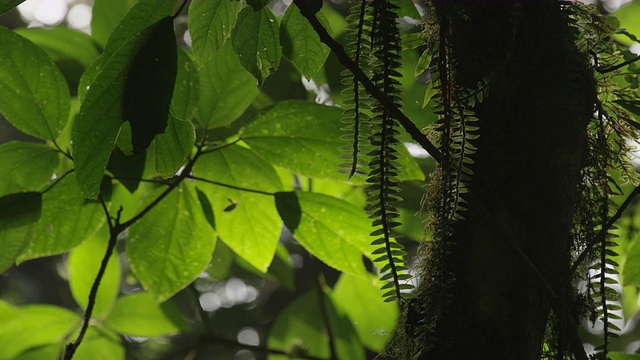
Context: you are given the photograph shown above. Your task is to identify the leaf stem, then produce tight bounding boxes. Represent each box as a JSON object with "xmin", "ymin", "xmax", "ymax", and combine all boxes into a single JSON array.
[{"xmin": 189, "ymin": 176, "xmax": 275, "ymax": 196}]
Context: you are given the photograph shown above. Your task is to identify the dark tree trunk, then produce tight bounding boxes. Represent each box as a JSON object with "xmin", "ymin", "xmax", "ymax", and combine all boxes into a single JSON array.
[{"xmin": 415, "ymin": 1, "xmax": 596, "ymax": 359}]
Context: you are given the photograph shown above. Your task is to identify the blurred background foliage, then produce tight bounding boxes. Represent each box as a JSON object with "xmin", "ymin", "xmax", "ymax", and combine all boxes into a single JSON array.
[{"xmin": 0, "ymin": 0, "xmax": 640, "ymax": 359}]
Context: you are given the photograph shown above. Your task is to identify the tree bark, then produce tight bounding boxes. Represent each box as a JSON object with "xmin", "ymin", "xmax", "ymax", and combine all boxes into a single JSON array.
[{"xmin": 415, "ymin": 1, "xmax": 596, "ymax": 358}]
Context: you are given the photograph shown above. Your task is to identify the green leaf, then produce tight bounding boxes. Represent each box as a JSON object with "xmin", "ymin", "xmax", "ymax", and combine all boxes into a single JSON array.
[
  {"xmin": 72, "ymin": 0, "xmax": 176, "ymax": 199},
  {"xmin": 0, "ymin": 26, "xmax": 70, "ymax": 141},
  {"xmin": 155, "ymin": 114, "xmax": 195, "ymax": 178},
  {"xmin": 92, "ymin": 0, "xmax": 134, "ymax": 46},
  {"xmin": 105, "ymin": 292, "xmax": 188, "ymax": 336},
  {"xmin": 68, "ymin": 230, "xmax": 121, "ymax": 318},
  {"xmin": 232, "ymin": 6, "xmax": 281, "ymax": 86},
  {"xmin": 332, "ymin": 273, "xmax": 399, "ymax": 351},
  {"xmin": 397, "ymin": 0, "xmax": 421, "ymax": 19},
  {"xmin": 188, "ymin": 0, "xmax": 244, "ymax": 62},
  {"xmin": 194, "ymin": 144, "xmax": 283, "ymax": 272},
  {"xmin": 0, "ymin": 192, "xmax": 41, "ymax": 273},
  {"xmin": 0, "ymin": 0, "xmax": 24, "ymax": 15},
  {"xmin": 127, "ymin": 183, "xmax": 216, "ymax": 301},
  {"xmin": 197, "ymin": 41, "xmax": 259, "ymax": 129},
  {"xmin": 14, "ymin": 27, "xmax": 101, "ymax": 68},
  {"xmin": 170, "ymin": 49, "xmax": 199, "ymax": 122},
  {"xmin": 13, "ymin": 345, "xmax": 62, "ymax": 360},
  {"xmin": 73, "ymin": 327, "xmax": 125, "ymax": 360},
  {"xmin": 241, "ymin": 100, "xmax": 424, "ymax": 182},
  {"xmin": 623, "ymin": 238, "xmax": 640, "ymax": 287},
  {"xmin": 123, "ymin": 16, "xmax": 178, "ymax": 152},
  {"xmin": 275, "ymin": 191, "xmax": 371, "ymax": 277},
  {"xmin": 0, "ymin": 305, "xmax": 79, "ymax": 359},
  {"xmin": 280, "ymin": 5, "xmax": 330, "ymax": 80},
  {"xmin": 241, "ymin": 101, "xmax": 344, "ymax": 180},
  {"xmin": 0, "ymin": 142, "xmax": 58, "ymax": 198},
  {"xmin": 610, "ymin": 353, "xmax": 640, "ymax": 360},
  {"xmin": 267, "ymin": 289, "xmax": 365, "ymax": 360},
  {"xmin": 17, "ymin": 173, "xmax": 105, "ymax": 263}
]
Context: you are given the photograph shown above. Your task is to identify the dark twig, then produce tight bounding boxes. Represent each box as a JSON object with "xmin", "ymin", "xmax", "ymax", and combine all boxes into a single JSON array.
[
  {"xmin": 597, "ymin": 54, "xmax": 640, "ymax": 74},
  {"xmin": 188, "ymin": 176, "xmax": 275, "ymax": 196},
  {"xmin": 63, "ymin": 204, "xmax": 121, "ymax": 360},
  {"xmin": 291, "ymin": 0, "xmax": 442, "ymax": 163}
]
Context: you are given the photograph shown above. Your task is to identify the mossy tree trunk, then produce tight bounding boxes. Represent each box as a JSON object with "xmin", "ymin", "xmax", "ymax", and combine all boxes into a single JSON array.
[{"xmin": 411, "ymin": 1, "xmax": 596, "ymax": 358}]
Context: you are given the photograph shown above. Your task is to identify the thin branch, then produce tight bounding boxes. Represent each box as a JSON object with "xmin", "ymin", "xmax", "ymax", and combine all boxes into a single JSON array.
[
  {"xmin": 119, "ymin": 147, "xmax": 203, "ymax": 230},
  {"xmin": 569, "ymin": 184, "xmax": 640, "ymax": 276},
  {"xmin": 291, "ymin": 0, "xmax": 442, "ymax": 163},
  {"xmin": 41, "ymin": 168, "xmax": 74, "ymax": 194},
  {"xmin": 63, "ymin": 206, "xmax": 121, "ymax": 360},
  {"xmin": 189, "ymin": 176, "xmax": 275, "ymax": 196},
  {"xmin": 315, "ymin": 275, "xmax": 338, "ymax": 360},
  {"xmin": 200, "ymin": 139, "xmax": 241, "ymax": 155},
  {"xmin": 597, "ymin": 54, "xmax": 640, "ymax": 74}
]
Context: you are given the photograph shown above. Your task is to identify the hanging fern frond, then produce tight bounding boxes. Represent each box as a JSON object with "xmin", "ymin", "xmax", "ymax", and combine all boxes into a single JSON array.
[{"xmin": 339, "ymin": 0, "xmax": 373, "ymax": 179}]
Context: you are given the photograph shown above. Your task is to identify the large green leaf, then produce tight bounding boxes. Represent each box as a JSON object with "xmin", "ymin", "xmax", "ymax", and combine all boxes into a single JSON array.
[
  {"xmin": 188, "ymin": 0, "xmax": 244, "ymax": 62},
  {"xmin": 194, "ymin": 144, "xmax": 283, "ymax": 272},
  {"xmin": 0, "ymin": 192, "xmax": 41, "ymax": 273},
  {"xmin": 241, "ymin": 101, "xmax": 424, "ymax": 182},
  {"xmin": 68, "ymin": 230, "xmax": 121, "ymax": 318},
  {"xmin": 0, "ymin": 305, "xmax": 79, "ymax": 359},
  {"xmin": 17, "ymin": 173, "xmax": 105, "ymax": 263},
  {"xmin": 73, "ymin": 327, "xmax": 125, "ymax": 360},
  {"xmin": 127, "ymin": 183, "xmax": 216, "ymax": 301},
  {"xmin": 72, "ymin": 0, "xmax": 176, "ymax": 199},
  {"xmin": 155, "ymin": 114, "xmax": 195, "ymax": 178},
  {"xmin": 105, "ymin": 292, "xmax": 188, "ymax": 336},
  {"xmin": 0, "ymin": 142, "xmax": 58, "ymax": 198},
  {"xmin": 280, "ymin": 5, "xmax": 330, "ymax": 80},
  {"xmin": 197, "ymin": 41, "xmax": 259, "ymax": 129},
  {"xmin": 267, "ymin": 289, "xmax": 365, "ymax": 360},
  {"xmin": 623, "ymin": 238, "xmax": 640, "ymax": 287},
  {"xmin": 241, "ymin": 101, "xmax": 344, "ymax": 180},
  {"xmin": 275, "ymin": 191, "xmax": 371, "ymax": 277},
  {"xmin": 232, "ymin": 6, "xmax": 281, "ymax": 86},
  {"xmin": 0, "ymin": 26, "xmax": 70, "ymax": 141},
  {"xmin": 92, "ymin": 0, "xmax": 135, "ymax": 46},
  {"xmin": 332, "ymin": 273, "xmax": 399, "ymax": 351},
  {"xmin": 170, "ymin": 49, "xmax": 199, "ymax": 122},
  {"xmin": 14, "ymin": 27, "xmax": 100, "ymax": 68},
  {"xmin": 0, "ymin": 0, "xmax": 24, "ymax": 15}
]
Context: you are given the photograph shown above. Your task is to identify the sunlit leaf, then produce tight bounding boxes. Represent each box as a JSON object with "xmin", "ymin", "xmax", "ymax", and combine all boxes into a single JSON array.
[
  {"xmin": 155, "ymin": 114, "xmax": 195, "ymax": 178},
  {"xmin": 105, "ymin": 292, "xmax": 188, "ymax": 336},
  {"xmin": 623, "ymin": 238, "xmax": 640, "ymax": 287},
  {"xmin": 170, "ymin": 49, "xmax": 199, "ymax": 122},
  {"xmin": 127, "ymin": 183, "xmax": 216, "ymax": 301},
  {"xmin": 268, "ymin": 289, "xmax": 365, "ymax": 360},
  {"xmin": 0, "ymin": 305, "xmax": 78, "ymax": 359},
  {"xmin": 73, "ymin": 327, "xmax": 125, "ymax": 360},
  {"xmin": 194, "ymin": 144, "xmax": 282, "ymax": 272},
  {"xmin": 72, "ymin": 0, "xmax": 175, "ymax": 198},
  {"xmin": 68, "ymin": 230, "xmax": 121, "ymax": 318},
  {"xmin": 0, "ymin": 192, "xmax": 41, "ymax": 273},
  {"xmin": 232, "ymin": 6, "xmax": 281, "ymax": 86},
  {"xmin": 275, "ymin": 191, "xmax": 371, "ymax": 277},
  {"xmin": 280, "ymin": 5, "xmax": 329, "ymax": 80},
  {"xmin": 188, "ymin": 0, "xmax": 244, "ymax": 62},
  {"xmin": 332, "ymin": 273, "xmax": 399, "ymax": 351},
  {"xmin": 0, "ymin": 26, "xmax": 70, "ymax": 141},
  {"xmin": 197, "ymin": 41, "xmax": 259, "ymax": 129},
  {"xmin": 0, "ymin": 142, "xmax": 58, "ymax": 198},
  {"xmin": 17, "ymin": 173, "xmax": 104, "ymax": 263},
  {"xmin": 241, "ymin": 100, "xmax": 424, "ymax": 182}
]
